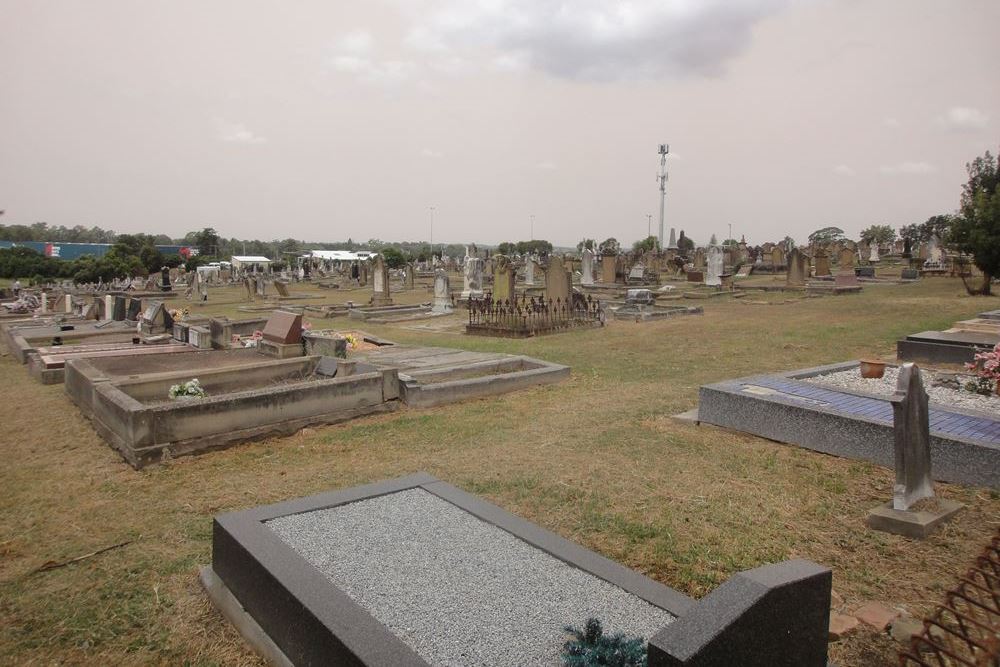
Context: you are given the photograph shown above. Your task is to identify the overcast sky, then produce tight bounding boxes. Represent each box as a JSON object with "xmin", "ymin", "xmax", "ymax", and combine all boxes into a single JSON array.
[{"xmin": 1, "ymin": 0, "xmax": 997, "ymax": 247}]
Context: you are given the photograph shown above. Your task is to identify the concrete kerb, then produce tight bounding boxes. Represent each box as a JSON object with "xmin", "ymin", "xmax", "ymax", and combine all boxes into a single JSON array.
[
  {"xmin": 697, "ymin": 361, "xmax": 1000, "ymax": 488},
  {"xmin": 205, "ymin": 473, "xmax": 831, "ymax": 667},
  {"xmin": 398, "ymin": 356, "xmax": 570, "ymax": 408}
]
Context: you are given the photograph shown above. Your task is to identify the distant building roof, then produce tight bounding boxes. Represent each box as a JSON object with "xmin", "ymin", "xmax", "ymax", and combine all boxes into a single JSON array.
[
  {"xmin": 231, "ymin": 255, "xmax": 272, "ymax": 263},
  {"xmin": 308, "ymin": 250, "xmax": 375, "ymax": 261}
]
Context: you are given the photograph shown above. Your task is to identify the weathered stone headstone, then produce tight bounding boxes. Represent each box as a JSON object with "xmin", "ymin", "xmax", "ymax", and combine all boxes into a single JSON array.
[
  {"xmin": 667, "ymin": 227, "xmax": 677, "ymax": 250},
  {"xmin": 834, "ymin": 272, "xmax": 859, "ymax": 287},
  {"xmin": 866, "ymin": 363, "xmax": 963, "ymax": 538},
  {"xmin": 581, "ymin": 248, "xmax": 595, "ymax": 286},
  {"xmin": 113, "ymin": 295, "xmax": 127, "ymax": 321},
  {"xmin": 838, "ymin": 247, "xmax": 854, "ymax": 268},
  {"xmin": 432, "ymin": 270, "xmax": 453, "ymax": 314},
  {"xmin": 869, "ymin": 244, "xmax": 880, "ymax": 263},
  {"xmin": 628, "ymin": 263, "xmax": 645, "ymax": 281},
  {"xmin": 492, "ymin": 255, "xmax": 515, "ymax": 302},
  {"xmin": 39, "ymin": 292, "xmax": 48, "ymax": 314},
  {"xmin": 814, "ymin": 252, "xmax": 831, "ymax": 277},
  {"xmin": 786, "ymin": 249, "xmax": 807, "ymax": 286},
  {"xmin": 160, "ymin": 266, "xmax": 172, "ymax": 292},
  {"xmin": 600, "ymin": 255, "xmax": 616, "ymax": 284},
  {"xmin": 705, "ymin": 246, "xmax": 723, "ymax": 286},
  {"xmin": 371, "ymin": 256, "xmax": 392, "ymax": 306},
  {"xmin": 461, "ymin": 256, "xmax": 484, "ymax": 299},
  {"xmin": 262, "ymin": 310, "xmax": 303, "ymax": 344},
  {"xmin": 140, "ymin": 300, "xmax": 174, "ymax": 334},
  {"xmin": 126, "ymin": 298, "xmax": 142, "ymax": 321},
  {"xmin": 406, "ymin": 263, "xmax": 415, "ymax": 289},
  {"xmin": 545, "ymin": 255, "xmax": 572, "ymax": 303},
  {"xmin": 273, "ymin": 281, "xmax": 290, "ymax": 297},
  {"xmin": 771, "ymin": 246, "xmax": 785, "ymax": 268},
  {"xmin": 523, "ymin": 255, "xmax": 536, "ymax": 286},
  {"xmin": 104, "ymin": 295, "xmax": 114, "ymax": 321},
  {"xmin": 694, "ymin": 248, "xmax": 706, "ymax": 270},
  {"xmin": 890, "ymin": 364, "xmax": 933, "ymax": 510}
]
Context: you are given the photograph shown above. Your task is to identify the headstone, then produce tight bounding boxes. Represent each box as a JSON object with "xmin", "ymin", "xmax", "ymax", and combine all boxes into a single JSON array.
[
  {"xmin": 687, "ymin": 270, "xmax": 703, "ymax": 283},
  {"xmin": 371, "ymin": 256, "xmax": 392, "ymax": 306},
  {"xmin": 160, "ymin": 266, "xmax": 172, "ymax": 292},
  {"xmin": 838, "ymin": 247, "xmax": 854, "ymax": 268},
  {"xmin": 927, "ymin": 235, "xmax": 943, "ymax": 264},
  {"xmin": 814, "ymin": 253, "xmax": 831, "ymax": 277},
  {"xmin": 545, "ymin": 255, "xmax": 572, "ymax": 302},
  {"xmin": 462, "ymin": 256, "xmax": 484, "ymax": 299},
  {"xmin": 113, "ymin": 295, "xmax": 127, "ymax": 321},
  {"xmin": 891, "ymin": 364, "xmax": 933, "ymax": 510},
  {"xmin": 406, "ymin": 263, "xmax": 415, "ymax": 289},
  {"xmin": 492, "ymin": 255, "xmax": 515, "ymax": 302},
  {"xmin": 581, "ymin": 248, "xmax": 595, "ymax": 286},
  {"xmin": 262, "ymin": 310, "xmax": 303, "ymax": 344},
  {"xmin": 667, "ymin": 227, "xmax": 677, "ymax": 250},
  {"xmin": 523, "ymin": 255, "xmax": 536, "ymax": 286},
  {"xmin": 786, "ymin": 249, "xmax": 807, "ymax": 286},
  {"xmin": 140, "ymin": 300, "xmax": 174, "ymax": 334},
  {"xmin": 273, "ymin": 281, "xmax": 291, "ymax": 297},
  {"xmin": 705, "ymin": 247, "xmax": 723, "ymax": 286},
  {"xmin": 40, "ymin": 292, "xmax": 48, "ymax": 314},
  {"xmin": 126, "ymin": 298, "xmax": 142, "ymax": 321},
  {"xmin": 600, "ymin": 255, "xmax": 617, "ymax": 284},
  {"xmin": 628, "ymin": 263, "xmax": 645, "ymax": 281},
  {"xmin": 901, "ymin": 268, "xmax": 919, "ymax": 280},
  {"xmin": 855, "ymin": 266, "xmax": 876, "ymax": 278},
  {"xmin": 869, "ymin": 244, "xmax": 880, "ymax": 263},
  {"xmin": 432, "ymin": 270, "xmax": 453, "ymax": 314},
  {"xmin": 104, "ymin": 295, "xmax": 114, "ymax": 321},
  {"xmin": 771, "ymin": 246, "xmax": 785, "ymax": 268}
]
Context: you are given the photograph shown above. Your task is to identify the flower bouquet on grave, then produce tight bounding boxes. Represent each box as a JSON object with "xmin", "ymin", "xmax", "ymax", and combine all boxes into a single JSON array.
[
  {"xmin": 168, "ymin": 378, "xmax": 207, "ymax": 400},
  {"xmin": 343, "ymin": 333, "xmax": 359, "ymax": 350},
  {"xmin": 964, "ymin": 343, "xmax": 1000, "ymax": 395}
]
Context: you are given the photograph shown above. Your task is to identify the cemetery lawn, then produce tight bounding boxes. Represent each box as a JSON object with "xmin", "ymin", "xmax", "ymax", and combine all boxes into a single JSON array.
[{"xmin": 1, "ymin": 278, "xmax": 999, "ymax": 667}]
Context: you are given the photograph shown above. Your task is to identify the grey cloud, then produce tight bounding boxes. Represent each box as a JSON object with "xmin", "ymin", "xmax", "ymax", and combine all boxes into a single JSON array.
[{"xmin": 405, "ymin": 0, "xmax": 796, "ymax": 81}]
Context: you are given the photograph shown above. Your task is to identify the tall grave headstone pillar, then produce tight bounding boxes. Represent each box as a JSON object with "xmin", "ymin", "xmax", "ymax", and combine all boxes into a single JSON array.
[
  {"xmin": 431, "ymin": 270, "xmax": 453, "ymax": 314},
  {"xmin": 866, "ymin": 363, "xmax": 962, "ymax": 538},
  {"xmin": 492, "ymin": 255, "xmax": 515, "ymax": 303},
  {"xmin": 581, "ymin": 248, "xmax": 595, "ymax": 286},
  {"xmin": 370, "ymin": 255, "xmax": 392, "ymax": 306}
]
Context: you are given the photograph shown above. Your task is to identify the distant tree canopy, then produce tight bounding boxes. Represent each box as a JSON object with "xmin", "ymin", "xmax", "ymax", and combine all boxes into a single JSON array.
[
  {"xmin": 952, "ymin": 149, "xmax": 1000, "ymax": 295},
  {"xmin": 598, "ymin": 237, "xmax": 620, "ymax": 256},
  {"xmin": 808, "ymin": 226, "xmax": 846, "ymax": 245},
  {"xmin": 632, "ymin": 236, "xmax": 658, "ymax": 253},
  {"xmin": 495, "ymin": 240, "xmax": 553, "ymax": 256},
  {"xmin": 860, "ymin": 224, "xmax": 896, "ymax": 246},
  {"xmin": 576, "ymin": 238, "xmax": 596, "ymax": 252},
  {"xmin": 380, "ymin": 247, "xmax": 409, "ymax": 269}
]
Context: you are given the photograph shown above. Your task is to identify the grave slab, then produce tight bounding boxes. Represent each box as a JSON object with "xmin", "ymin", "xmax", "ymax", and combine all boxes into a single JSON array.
[{"xmin": 205, "ymin": 473, "xmax": 831, "ymax": 667}]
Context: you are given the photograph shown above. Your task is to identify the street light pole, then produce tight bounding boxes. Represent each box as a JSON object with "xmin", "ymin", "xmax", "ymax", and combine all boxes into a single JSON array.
[
  {"xmin": 647, "ymin": 214, "xmax": 652, "ymax": 239},
  {"xmin": 530, "ymin": 214, "xmax": 535, "ymax": 240},
  {"xmin": 429, "ymin": 206, "xmax": 436, "ymax": 250}
]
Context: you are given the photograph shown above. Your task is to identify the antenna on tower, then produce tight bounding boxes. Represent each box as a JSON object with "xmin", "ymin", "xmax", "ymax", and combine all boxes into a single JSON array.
[{"xmin": 657, "ymin": 143, "xmax": 669, "ymax": 250}]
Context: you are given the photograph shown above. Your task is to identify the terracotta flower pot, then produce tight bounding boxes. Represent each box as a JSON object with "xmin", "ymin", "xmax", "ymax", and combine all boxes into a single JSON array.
[{"xmin": 859, "ymin": 359, "xmax": 886, "ymax": 379}]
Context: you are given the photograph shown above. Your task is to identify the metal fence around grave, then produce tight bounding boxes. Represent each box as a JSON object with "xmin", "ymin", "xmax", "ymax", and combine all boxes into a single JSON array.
[
  {"xmin": 899, "ymin": 528, "xmax": 1000, "ymax": 666},
  {"xmin": 466, "ymin": 293, "xmax": 605, "ymax": 338}
]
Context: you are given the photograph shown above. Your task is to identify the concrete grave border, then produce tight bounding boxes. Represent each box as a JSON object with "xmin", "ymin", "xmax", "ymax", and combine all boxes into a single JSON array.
[
  {"xmin": 204, "ymin": 473, "xmax": 831, "ymax": 667},
  {"xmin": 698, "ymin": 361, "xmax": 1000, "ymax": 488}
]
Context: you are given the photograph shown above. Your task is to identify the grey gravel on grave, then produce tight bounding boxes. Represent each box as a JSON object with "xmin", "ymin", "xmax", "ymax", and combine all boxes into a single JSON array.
[
  {"xmin": 266, "ymin": 488, "xmax": 674, "ymax": 667},
  {"xmin": 804, "ymin": 366, "xmax": 999, "ymax": 416}
]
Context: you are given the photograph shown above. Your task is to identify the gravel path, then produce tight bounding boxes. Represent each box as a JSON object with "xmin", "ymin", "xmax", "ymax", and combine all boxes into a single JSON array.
[
  {"xmin": 267, "ymin": 489, "xmax": 674, "ymax": 666},
  {"xmin": 804, "ymin": 366, "xmax": 1000, "ymax": 416}
]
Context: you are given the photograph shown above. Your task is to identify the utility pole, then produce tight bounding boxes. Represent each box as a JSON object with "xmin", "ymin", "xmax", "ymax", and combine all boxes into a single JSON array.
[
  {"xmin": 657, "ymin": 144, "xmax": 669, "ymax": 249},
  {"xmin": 728, "ymin": 223, "xmax": 733, "ymax": 245},
  {"xmin": 429, "ymin": 206, "xmax": 436, "ymax": 249},
  {"xmin": 647, "ymin": 214, "xmax": 652, "ymax": 239},
  {"xmin": 530, "ymin": 214, "xmax": 535, "ymax": 240}
]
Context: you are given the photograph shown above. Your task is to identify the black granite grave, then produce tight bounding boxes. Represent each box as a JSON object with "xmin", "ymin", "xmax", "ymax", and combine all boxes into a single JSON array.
[
  {"xmin": 203, "ymin": 473, "xmax": 831, "ymax": 667},
  {"xmin": 112, "ymin": 295, "xmax": 127, "ymax": 321},
  {"xmin": 897, "ymin": 330, "xmax": 999, "ymax": 365}
]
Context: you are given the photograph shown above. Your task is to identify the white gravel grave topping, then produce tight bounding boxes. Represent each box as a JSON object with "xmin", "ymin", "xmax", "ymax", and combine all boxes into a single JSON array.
[
  {"xmin": 266, "ymin": 488, "xmax": 675, "ymax": 667},
  {"xmin": 804, "ymin": 365, "xmax": 999, "ymax": 416}
]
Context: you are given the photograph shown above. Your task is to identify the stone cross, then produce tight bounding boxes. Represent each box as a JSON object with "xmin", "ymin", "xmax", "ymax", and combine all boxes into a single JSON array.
[{"xmin": 889, "ymin": 363, "xmax": 934, "ymax": 510}]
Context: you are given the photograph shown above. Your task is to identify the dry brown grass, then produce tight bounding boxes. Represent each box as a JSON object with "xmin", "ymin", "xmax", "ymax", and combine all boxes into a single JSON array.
[{"xmin": 1, "ymin": 277, "xmax": 998, "ymax": 666}]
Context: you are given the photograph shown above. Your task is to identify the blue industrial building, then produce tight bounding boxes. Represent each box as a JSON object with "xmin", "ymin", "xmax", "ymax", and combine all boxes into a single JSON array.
[{"xmin": 0, "ymin": 241, "xmax": 193, "ymax": 260}]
